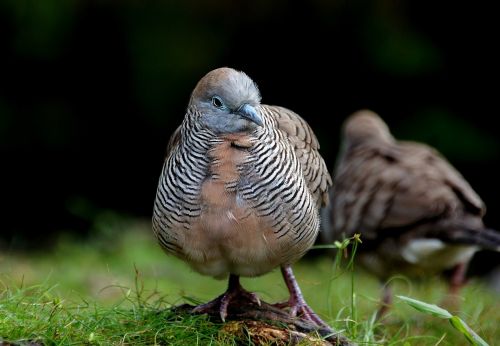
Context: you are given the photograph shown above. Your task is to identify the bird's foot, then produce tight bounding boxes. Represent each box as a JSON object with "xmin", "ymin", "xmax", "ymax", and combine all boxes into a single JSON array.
[
  {"xmin": 191, "ymin": 275, "xmax": 260, "ymax": 322},
  {"xmin": 274, "ymin": 298, "xmax": 332, "ymax": 331},
  {"xmin": 278, "ymin": 266, "xmax": 333, "ymax": 332}
]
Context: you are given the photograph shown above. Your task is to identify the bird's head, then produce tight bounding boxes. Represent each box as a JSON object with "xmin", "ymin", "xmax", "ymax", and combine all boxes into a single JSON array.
[
  {"xmin": 342, "ymin": 109, "xmax": 394, "ymax": 147},
  {"xmin": 189, "ymin": 67, "xmax": 263, "ymax": 134}
]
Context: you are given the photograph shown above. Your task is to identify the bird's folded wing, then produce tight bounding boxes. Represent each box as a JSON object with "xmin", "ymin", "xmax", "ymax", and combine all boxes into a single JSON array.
[
  {"xmin": 343, "ymin": 142, "xmax": 485, "ymax": 234},
  {"xmin": 400, "ymin": 141, "xmax": 486, "ymax": 217},
  {"xmin": 404, "ymin": 141, "xmax": 485, "ymax": 217},
  {"xmin": 264, "ymin": 105, "xmax": 332, "ymax": 207}
]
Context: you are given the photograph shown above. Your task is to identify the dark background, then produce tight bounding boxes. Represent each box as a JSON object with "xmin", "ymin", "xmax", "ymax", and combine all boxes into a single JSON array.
[{"xmin": 1, "ymin": 0, "xmax": 498, "ymax": 272}]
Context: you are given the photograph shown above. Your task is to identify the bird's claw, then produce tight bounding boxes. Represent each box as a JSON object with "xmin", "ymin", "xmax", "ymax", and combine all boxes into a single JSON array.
[
  {"xmin": 191, "ymin": 281, "xmax": 261, "ymax": 322},
  {"xmin": 273, "ymin": 299, "xmax": 331, "ymax": 330}
]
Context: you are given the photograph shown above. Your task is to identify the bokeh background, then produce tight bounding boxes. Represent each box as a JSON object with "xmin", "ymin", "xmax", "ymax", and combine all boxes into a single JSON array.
[{"xmin": 1, "ymin": 1, "xmax": 499, "ymax": 277}]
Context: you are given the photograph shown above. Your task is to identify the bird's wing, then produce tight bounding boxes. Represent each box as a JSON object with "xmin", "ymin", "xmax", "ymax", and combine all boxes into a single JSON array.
[
  {"xmin": 403, "ymin": 141, "xmax": 485, "ymax": 217},
  {"xmin": 263, "ymin": 105, "xmax": 332, "ymax": 208},
  {"xmin": 331, "ymin": 140, "xmax": 485, "ymax": 239}
]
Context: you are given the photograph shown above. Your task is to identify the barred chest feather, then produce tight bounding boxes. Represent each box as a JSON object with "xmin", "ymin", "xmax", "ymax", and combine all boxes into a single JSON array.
[{"xmin": 183, "ymin": 133, "xmax": 285, "ymax": 279}]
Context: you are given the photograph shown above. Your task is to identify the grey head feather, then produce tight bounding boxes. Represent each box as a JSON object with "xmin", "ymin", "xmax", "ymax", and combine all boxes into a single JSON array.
[{"xmin": 189, "ymin": 67, "xmax": 263, "ymax": 134}]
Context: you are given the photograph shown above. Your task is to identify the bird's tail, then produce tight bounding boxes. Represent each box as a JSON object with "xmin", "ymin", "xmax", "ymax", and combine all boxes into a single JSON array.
[{"xmin": 435, "ymin": 227, "xmax": 500, "ymax": 252}]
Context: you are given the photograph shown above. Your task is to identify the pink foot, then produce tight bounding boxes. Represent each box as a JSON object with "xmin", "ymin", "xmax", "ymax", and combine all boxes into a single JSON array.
[
  {"xmin": 192, "ymin": 274, "xmax": 260, "ymax": 322},
  {"xmin": 278, "ymin": 266, "xmax": 332, "ymax": 331}
]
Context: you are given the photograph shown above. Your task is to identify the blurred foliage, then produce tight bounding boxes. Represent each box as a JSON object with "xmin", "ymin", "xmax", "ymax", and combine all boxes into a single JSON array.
[
  {"xmin": 360, "ymin": 3, "xmax": 443, "ymax": 76},
  {"xmin": 1, "ymin": 0, "xmax": 77, "ymax": 59},
  {"xmin": 396, "ymin": 108, "xmax": 499, "ymax": 162}
]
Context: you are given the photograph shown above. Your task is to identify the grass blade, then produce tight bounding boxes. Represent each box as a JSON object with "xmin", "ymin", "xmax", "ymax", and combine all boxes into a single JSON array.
[
  {"xmin": 396, "ymin": 295, "xmax": 452, "ymax": 319},
  {"xmin": 449, "ymin": 316, "xmax": 489, "ymax": 346},
  {"xmin": 397, "ymin": 295, "xmax": 489, "ymax": 346}
]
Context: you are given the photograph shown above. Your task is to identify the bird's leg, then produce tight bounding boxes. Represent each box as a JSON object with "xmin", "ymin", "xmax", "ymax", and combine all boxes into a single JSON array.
[
  {"xmin": 192, "ymin": 274, "xmax": 260, "ymax": 322},
  {"xmin": 449, "ymin": 262, "xmax": 468, "ymax": 296},
  {"xmin": 441, "ymin": 261, "xmax": 468, "ymax": 311},
  {"xmin": 376, "ymin": 282, "xmax": 392, "ymax": 321},
  {"xmin": 277, "ymin": 265, "xmax": 332, "ymax": 330}
]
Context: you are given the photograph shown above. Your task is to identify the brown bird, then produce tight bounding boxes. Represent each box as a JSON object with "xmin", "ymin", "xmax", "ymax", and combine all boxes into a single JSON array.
[
  {"xmin": 152, "ymin": 67, "xmax": 332, "ymax": 328},
  {"xmin": 321, "ymin": 109, "xmax": 500, "ymax": 317}
]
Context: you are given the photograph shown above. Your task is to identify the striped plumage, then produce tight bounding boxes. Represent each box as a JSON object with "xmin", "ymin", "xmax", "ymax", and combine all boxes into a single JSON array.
[
  {"xmin": 153, "ymin": 67, "xmax": 332, "ymax": 327},
  {"xmin": 321, "ymin": 109, "xmax": 500, "ymax": 316}
]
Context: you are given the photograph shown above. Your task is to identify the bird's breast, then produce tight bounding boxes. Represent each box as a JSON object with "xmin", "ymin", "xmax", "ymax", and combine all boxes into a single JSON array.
[
  {"xmin": 197, "ymin": 134, "xmax": 265, "ymax": 239},
  {"xmin": 181, "ymin": 135, "xmax": 283, "ymax": 278}
]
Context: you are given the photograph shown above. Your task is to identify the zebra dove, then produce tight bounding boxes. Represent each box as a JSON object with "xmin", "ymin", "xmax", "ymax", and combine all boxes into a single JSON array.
[
  {"xmin": 321, "ymin": 110, "xmax": 500, "ymax": 316},
  {"xmin": 153, "ymin": 67, "xmax": 332, "ymax": 328}
]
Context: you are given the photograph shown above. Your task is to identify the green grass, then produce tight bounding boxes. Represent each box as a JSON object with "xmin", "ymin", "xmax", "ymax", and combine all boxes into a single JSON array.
[
  {"xmin": 0, "ymin": 283, "xmax": 229, "ymax": 345},
  {"xmin": 1, "ymin": 212, "xmax": 498, "ymax": 345}
]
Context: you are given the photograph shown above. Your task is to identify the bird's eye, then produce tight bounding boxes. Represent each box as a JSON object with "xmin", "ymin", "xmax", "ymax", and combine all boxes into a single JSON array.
[{"xmin": 211, "ymin": 96, "xmax": 224, "ymax": 109}]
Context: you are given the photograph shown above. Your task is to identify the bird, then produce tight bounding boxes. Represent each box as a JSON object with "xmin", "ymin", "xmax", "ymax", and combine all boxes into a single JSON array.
[
  {"xmin": 320, "ymin": 109, "xmax": 500, "ymax": 317},
  {"xmin": 152, "ymin": 67, "xmax": 332, "ymax": 329}
]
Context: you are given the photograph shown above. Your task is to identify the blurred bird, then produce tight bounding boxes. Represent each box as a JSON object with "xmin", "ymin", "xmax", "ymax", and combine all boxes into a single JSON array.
[
  {"xmin": 152, "ymin": 68, "xmax": 332, "ymax": 328},
  {"xmin": 321, "ymin": 109, "xmax": 500, "ymax": 317}
]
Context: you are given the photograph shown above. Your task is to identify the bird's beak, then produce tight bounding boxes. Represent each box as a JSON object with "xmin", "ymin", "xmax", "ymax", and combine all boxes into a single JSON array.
[{"xmin": 236, "ymin": 104, "xmax": 263, "ymax": 127}]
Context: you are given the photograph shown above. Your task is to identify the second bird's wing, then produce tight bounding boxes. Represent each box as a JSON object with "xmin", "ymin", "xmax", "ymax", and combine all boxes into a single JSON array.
[{"xmin": 331, "ymin": 140, "xmax": 485, "ymax": 241}]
